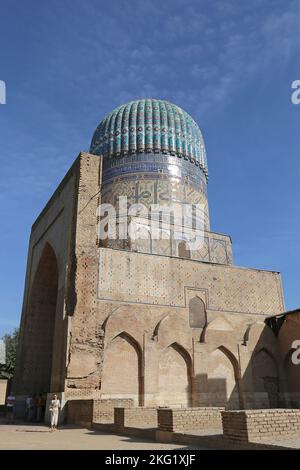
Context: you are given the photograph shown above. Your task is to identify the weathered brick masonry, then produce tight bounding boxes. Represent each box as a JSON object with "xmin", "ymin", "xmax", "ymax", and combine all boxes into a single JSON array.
[
  {"xmin": 68, "ymin": 398, "xmax": 134, "ymax": 426},
  {"xmin": 158, "ymin": 407, "xmax": 224, "ymax": 433},
  {"xmin": 222, "ymin": 409, "xmax": 300, "ymax": 443},
  {"xmin": 114, "ymin": 407, "xmax": 158, "ymax": 429}
]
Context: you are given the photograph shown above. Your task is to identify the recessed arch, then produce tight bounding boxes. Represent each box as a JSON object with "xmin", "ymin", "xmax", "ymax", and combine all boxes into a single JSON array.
[
  {"xmin": 252, "ymin": 347, "xmax": 279, "ymax": 407},
  {"xmin": 218, "ymin": 346, "xmax": 240, "ymax": 380},
  {"xmin": 101, "ymin": 331, "xmax": 144, "ymax": 405},
  {"xmin": 158, "ymin": 342, "xmax": 193, "ymax": 406},
  {"xmin": 203, "ymin": 345, "xmax": 243, "ymax": 409},
  {"xmin": 189, "ymin": 296, "xmax": 207, "ymax": 329},
  {"xmin": 168, "ymin": 342, "xmax": 193, "ymax": 370}
]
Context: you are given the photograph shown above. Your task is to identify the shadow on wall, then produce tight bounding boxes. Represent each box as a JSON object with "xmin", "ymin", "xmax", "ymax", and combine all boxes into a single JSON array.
[
  {"xmin": 192, "ymin": 346, "xmax": 280, "ymax": 410},
  {"xmin": 193, "ymin": 376, "xmax": 235, "ymax": 408},
  {"xmin": 193, "ymin": 312, "xmax": 300, "ymax": 410},
  {"xmin": 191, "ymin": 344, "xmax": 243, "ymax": 410},
  {"xmin": 99, "ymin": 308, "xmax": 296, "ymax": 410},
  {"xmin": 222, "ymin": 325, "xmax": 295, "ymax": 410},
  {"xmin": 188, "ymin": 299, "xmax": 284, "ymax": 410}
]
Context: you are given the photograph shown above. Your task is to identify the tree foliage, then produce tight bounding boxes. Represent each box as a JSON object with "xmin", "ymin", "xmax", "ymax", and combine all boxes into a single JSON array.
[{"xmin": 0, "ymin": 328, "xmax": 19, "ymax": 380}]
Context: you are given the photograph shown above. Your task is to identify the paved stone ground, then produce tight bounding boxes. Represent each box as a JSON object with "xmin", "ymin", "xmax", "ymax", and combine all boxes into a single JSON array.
[
  {"xmin": 258, "ymin": 437, "xmax": 300, "ymax": 449},
  {"xmin": 2, "ymin": 421, "xmax": 299, "ymax": 450},
  {"xmin": 0, "ymin": 423, "xmax": 203, "ymax": 450}
]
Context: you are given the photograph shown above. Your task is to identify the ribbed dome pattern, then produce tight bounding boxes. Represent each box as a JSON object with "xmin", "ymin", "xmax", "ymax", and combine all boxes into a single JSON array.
[{"xmin": 90, "ymin": 98, "xmax": 208, "ymax": 179}]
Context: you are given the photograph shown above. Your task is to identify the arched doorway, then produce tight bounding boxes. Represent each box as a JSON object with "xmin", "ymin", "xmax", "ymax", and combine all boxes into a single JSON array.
[
  {"xmin": 101, "ymin": 332, "xmax": 143, "ymax": 405},
  {"xmin": 22, "ymin": 243, "xmax": 58, "ymax": 393},
  {"xmin": 158, "ymin": 343, "xmax": 192, "ymax": 406}
]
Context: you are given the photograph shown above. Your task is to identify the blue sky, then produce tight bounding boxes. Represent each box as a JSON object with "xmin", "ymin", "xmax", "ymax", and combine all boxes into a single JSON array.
[{"xmin": 0, "ymin": 0, "xmax": 300, "ymax": 336}]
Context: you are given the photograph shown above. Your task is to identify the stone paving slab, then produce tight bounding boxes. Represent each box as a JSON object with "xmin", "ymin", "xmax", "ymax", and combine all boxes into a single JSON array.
[
  {"xmin": 93, "ymin": 422, "xmax": 290, "ymax": 450},
  {"xmin": 0, "ymin": 423, "xmax": 204, "ymax": 450},
  {"xmin": 257, "ymin": 437, "xmax": 300, "ymax": 449},
  {"xmin": 2, "ymin": 421, "xmax": 299, "ymax": 450}
]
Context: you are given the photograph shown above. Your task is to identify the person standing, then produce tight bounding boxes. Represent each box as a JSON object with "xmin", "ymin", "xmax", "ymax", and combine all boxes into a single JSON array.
[
  {"xmin": 49, "ymin": 394, "xmax": 60, "ymax": 432},
  {"xmin": 6, "ymin": 392, "xmax": 16, "ymax": 424}
]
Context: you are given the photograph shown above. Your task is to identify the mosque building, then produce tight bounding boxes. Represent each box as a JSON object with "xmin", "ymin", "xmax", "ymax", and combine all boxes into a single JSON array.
[{"xmin": 13, "ymin": 99, "xmax": 300, "ymax": 417}]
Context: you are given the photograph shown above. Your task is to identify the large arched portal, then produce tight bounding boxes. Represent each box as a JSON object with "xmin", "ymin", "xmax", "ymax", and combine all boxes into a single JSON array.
[
  {"xmin": 22, "ymin": 243, "xmax": 58, "ymax": 393},
  {"xmin": 158, "ymin": 343, "xmax": 192, "ymax": 406}
]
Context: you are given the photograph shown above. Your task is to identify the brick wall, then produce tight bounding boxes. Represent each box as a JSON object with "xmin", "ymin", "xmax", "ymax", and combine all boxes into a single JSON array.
[
  {"xmin": 222, "ymin": 409, "xmax": 300, "ymax": 443},
  {"xmin": 114, "ymin": 407, "xmax": 157, "ymax": 429},
  {"xmin": 93, "ymin": 399, "xmax": 134, "ymax": 423},
  {"xmin": 158, "ymin": 407, "xmax": 224, "ymax": 433},
  {"xmin": 65, "ymin": 389, "xmax": 103, "ymax": 400},
  {"xmin": 67, "ymin": 399, "xmax": 93, "ymax": 427},
  {"xmin": 67, "ymin": 398, "xmax": 134, "ymax": 426}
]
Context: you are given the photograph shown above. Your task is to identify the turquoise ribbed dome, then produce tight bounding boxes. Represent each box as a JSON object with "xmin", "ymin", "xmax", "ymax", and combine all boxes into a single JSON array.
[{"xmin": 90, "ymin": 98, "xmax": 208, "ymax": 178}]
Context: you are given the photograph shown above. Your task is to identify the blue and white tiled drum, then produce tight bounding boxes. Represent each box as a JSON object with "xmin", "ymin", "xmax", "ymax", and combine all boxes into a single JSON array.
[{"xmin": 90, "ymin": 99, "xmax": 213, "ymax": 259}]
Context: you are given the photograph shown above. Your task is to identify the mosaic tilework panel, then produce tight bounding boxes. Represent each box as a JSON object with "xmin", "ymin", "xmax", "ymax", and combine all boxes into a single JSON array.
[
  {"xmin": 98, "ymin": 248, "xmax": 284, "ymax": 315},
  {"xmin": 101, "ymin": 176, "xmax": 210, "ymax": 231},
  {"xmin": 102, "ymin": 152, "xmax": 207, "ymax": 190},
  {"xmin": 101, "ymin": 175, "xmax": 208, "ymax": 206},
  {"xmin": 90, "ymin": 99, "xmax": 208, "ymax": 179},
  {"xmin": 193, "ymin": 236, "xmax": 210, "ymax": 262},
  {"xmin": 210, "ymin": 239, "xmax": 229, "ymax": 264}
]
